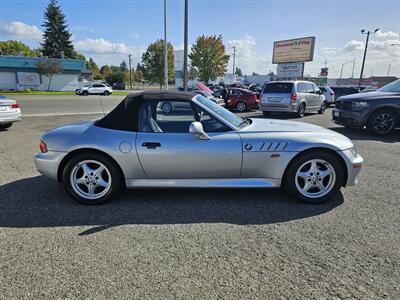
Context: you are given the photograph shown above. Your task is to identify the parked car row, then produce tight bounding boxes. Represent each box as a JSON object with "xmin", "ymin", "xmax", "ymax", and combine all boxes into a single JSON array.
[{"xmin": 209, "ymin": 79, "xmax": 400, "ymax": 136}]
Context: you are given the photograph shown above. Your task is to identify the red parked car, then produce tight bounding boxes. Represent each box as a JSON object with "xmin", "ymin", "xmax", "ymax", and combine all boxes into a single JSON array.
[{"xmin": 225, "ymin": 88, "xmax": 259, "ymax": 112}]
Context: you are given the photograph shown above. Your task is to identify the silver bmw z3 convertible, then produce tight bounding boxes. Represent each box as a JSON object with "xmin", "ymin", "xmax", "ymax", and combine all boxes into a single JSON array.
[{"xmin": 34, "ymin": 91, "xmax": 363, "ymax": 204}]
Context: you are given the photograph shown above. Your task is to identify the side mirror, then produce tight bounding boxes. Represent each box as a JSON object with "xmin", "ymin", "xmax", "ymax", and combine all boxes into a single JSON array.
[{"xmin": 189, "ymin": 122, "xmax": 209, "ymax": 140}]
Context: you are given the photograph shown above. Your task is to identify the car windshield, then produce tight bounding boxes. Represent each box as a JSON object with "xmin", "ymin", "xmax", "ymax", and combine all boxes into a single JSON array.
[
  {"xmin": 194, "ymin": 95, "xmax": 245, "ymax": 127},
  {"xmin": 377, "ymin": 79, "xmax": 400, "ymax": 93}
]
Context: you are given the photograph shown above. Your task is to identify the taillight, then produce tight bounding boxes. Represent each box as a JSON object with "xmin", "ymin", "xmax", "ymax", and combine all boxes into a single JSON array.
[
  {"xmin": 290, "ymin": 93, "xmax": 297, "ymax": 101},
  {"xmin": 11, "ymin": 103, "xmax": 20, "ymax": 109},
  {"xmin": 39, "ymin": 141, "xmax": 48, "ymax": 153},
  {"xmin": 330, "ymin": 92, "xmax": 335, "ymax": 96}
]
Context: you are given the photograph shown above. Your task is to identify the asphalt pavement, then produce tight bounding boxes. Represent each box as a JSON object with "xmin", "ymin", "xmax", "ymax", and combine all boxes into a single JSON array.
[{"xmin": 0, "ymin": 99, "xmax": 399, "ymax": 299}]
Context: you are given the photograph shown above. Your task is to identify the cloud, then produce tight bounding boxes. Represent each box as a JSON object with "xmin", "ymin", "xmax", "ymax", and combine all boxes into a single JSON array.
[
  {"xmin": 227, "ymin": 35, "xmax": 271, "ymax": 75},
  {"xmin": 73, "ymin": 38, "xmax": 146, "ymax": 67},
  {"xmin": 0, "ymin": 21, "xmax": 43, "ymax": 41},
  {"xmin": 376, "ymin": 30, "xmax": 399, "ymax": 39},
  {"xmin": 343, "ymin": 40, "xmax": 364, "ymax": 52}
]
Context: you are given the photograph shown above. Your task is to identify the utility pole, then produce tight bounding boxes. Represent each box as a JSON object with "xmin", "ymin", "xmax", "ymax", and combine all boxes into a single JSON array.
[
  {"xmin": 387, "ymin": 64, "xmax": 391, "ymax": 76},
  {"xmin": 128, "ymin": 54, "xmax": 132, "ymax": 90},
  {"xmin": 163, "ymin": 0, "xmax": 168, "ymax": 90},
  {"xmin": 232, "ymin": 46, "xmax": 236, "ymax": 75},
  {"xmin": 359, "ymin": 28, "xmax": 379, "ymax": 87},
  {"xmin": 183, "ymin": 0, "xmax": 189, "ymax": 91},
  {"xmin": 351, "ymin": 59, "xmax": 356, "ymax": 78}
]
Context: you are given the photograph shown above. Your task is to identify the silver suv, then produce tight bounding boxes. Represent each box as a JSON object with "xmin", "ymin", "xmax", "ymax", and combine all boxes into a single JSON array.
[{"xmin": 260, "ymin": 81, "xmax": 327, "ymax": 117}]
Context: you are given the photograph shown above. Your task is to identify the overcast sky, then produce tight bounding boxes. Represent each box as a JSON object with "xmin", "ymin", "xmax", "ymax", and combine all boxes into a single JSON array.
[{"xmin": 0, "ymin": 0, "xmax": 399, "ymax": 77}]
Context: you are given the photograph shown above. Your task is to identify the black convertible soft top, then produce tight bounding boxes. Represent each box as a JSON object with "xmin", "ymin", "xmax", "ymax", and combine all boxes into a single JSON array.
[{"xmin": 95, "ymin": 91, "xmax": 195, "ymax": 132}]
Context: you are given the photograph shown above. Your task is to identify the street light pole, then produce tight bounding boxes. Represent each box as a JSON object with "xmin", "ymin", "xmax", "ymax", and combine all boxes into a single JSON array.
[
  {"xmin": 183, "ymin": 0, "xmax": 189, "ymax": 91},
  {"xmin": 128, "ymin": 54, "xmax": 132, "ymax": 90},
  {"xmin": 351, "ymin": 59, "xmax": 356, "ymax": 78},
  {"xmin": 163, "ymin": 0, "xmax": 168, "ymax": 90},
  {"xmin": 359, "ymin": 28, "xmax": 379, "ymax": 87},
  {"xmin": 340, "ymin": 60, "xmax": 355, "ymax": 78},
  {"xmin": 232, "ymin": 46, "xmax": 236, "ymax": 75}
]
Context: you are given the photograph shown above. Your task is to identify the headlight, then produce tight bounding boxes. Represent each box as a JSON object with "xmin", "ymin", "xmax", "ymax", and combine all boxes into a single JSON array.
[{"xmin": 352, "ymin": 101, "xmax": 369, "ymax": 109}]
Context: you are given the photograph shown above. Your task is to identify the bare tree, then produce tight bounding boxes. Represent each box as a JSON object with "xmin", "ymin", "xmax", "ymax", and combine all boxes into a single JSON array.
[{"xmin": 37, "ymin": 59, "xmax": 63, "ymax": 91}]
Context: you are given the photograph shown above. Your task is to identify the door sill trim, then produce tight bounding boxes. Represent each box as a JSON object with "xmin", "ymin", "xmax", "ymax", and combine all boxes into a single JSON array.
[{"xmin": 125, "ymin": 178, "xmax": 281, "ymax": 189}]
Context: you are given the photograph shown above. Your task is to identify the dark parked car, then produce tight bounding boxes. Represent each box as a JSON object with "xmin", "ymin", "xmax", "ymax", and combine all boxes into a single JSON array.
[
  {"xmin": 330, "ymin": 86, "xmax": 361, "ymax": 98},
  {"xmin": 333, "ymin": 79, "xmax": 400, "ymax": 135},
  {"xmin": 224, "ymin": 88, "xmax": 259, "ymax": 112}
]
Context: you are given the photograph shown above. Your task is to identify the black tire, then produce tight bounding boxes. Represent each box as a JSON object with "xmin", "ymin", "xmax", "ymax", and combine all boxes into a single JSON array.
[
  {"xmin": 62, "ymin": 152, "xmax": 123, "ymax": 205},
  {"xmin": 285, "ymin": 151, "xmax": 344, "ymax": 204},
  {"xmin": 263, "ymin": 111, "xmax": 271, "ymax": 117},
  {"xmin": 236, "ymin": 101, "xmax": 247, "ymax": 112},
  {"xmin": 103, "ymin": 91, "xmax": 110, "ymax": 96},
  {"xmin": 0, "ymin": 123, "xmax": 13, "ymax": 129},
  {"xmin": 161, "ymin": 102, "xmax": 173, "ymax": 114},
  {"xmin": 366, "ymin": 109, "xmax": 398, "ymax": 136},
  {"xmin": 318, "ymin": 102, "xmax": 327, "ymax": 114},
  {"xmin": 82, "ymin": 90, "xmax": 89, "ymax": 96},
  {"xmin": 297, "ymin": 103, "xmax": 306, "ymax": 118}
]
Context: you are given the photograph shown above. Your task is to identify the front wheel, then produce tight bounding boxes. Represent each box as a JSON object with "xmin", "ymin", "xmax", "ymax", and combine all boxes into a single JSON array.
[
  {"xmin": 62, "ymin": 152, "xmax": 122, "ymax": 204},
  {"xmin": 0, "ymin": 123, "xmax": 13, "ymax": 129},
  {"xmin": 103, "ymin": 91, "xmax": 111, "ymax": 96},
  {"xmin": 366, "ymin": 109, "xmax": 398, "ymax": 135},
  {"xmin": 285, "ymin": 151, "xmax": 344, "ymax": 203}
]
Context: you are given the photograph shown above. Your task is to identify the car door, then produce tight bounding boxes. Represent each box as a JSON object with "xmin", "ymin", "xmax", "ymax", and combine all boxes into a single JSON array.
[
  {"xmin": 135, "ymin": 100, "xmax": 242, "ymax": 179},
  {"xmin": 313, "ymin": 83, "xmax": 325, "ymax": 109},
  {"xmin": 87, "ymin": 84, "xmax": 98, "ymax": 94},
  {"xmin": 304, "ymin": 82, "xmax": 316, "ymax": 109}
]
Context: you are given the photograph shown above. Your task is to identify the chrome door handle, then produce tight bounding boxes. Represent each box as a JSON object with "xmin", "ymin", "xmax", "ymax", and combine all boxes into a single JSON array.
[{"xmin": 142, "ymin": 142, "xmax": 161, "ymax": 149}]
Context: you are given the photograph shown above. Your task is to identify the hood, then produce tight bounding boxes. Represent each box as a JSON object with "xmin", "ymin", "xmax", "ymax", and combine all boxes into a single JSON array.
[
  {"xmin": 339, "ymin": 91, "xmax": 399, "ymax": 101},
  {"xmin": 239, "ymin": 118, "xmax": 354, "ymax": 151},
  {"xmin": 241, "ymin": 118, "xmax": 333, "ymax": 134}
]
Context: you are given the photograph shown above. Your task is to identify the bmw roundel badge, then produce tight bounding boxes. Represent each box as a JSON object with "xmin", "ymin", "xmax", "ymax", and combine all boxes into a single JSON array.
[{"xmin": 245, "ymin": 143, "xmax": 252, "ymax": 151}]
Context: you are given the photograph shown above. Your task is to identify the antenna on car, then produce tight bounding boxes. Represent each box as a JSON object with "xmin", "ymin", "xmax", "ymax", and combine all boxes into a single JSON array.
[{"xmin": 98, "ymin": 95, "xmax": 106, "ymax": 117}]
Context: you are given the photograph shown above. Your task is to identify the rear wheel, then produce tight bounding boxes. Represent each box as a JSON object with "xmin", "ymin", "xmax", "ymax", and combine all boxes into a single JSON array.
[
  {"xmin": 161, "ymin": 102, "xmax": 173, "ymax": 114},
  {"xmin": 62, "ymin": 152, "xmax": 122, "ymax": 204},
  {"xmin": 236, "ymin": 101, "xmax": 247, "ymax": 112},
  {"xmin": 0, "ymin": 123, "xmax": 12, "ymax": 129},
  {"xmin": 366, "ymin": 109, "xmax": 398, "ymax": 135},
  {"xmin": 82, "ymin": 90, "xmax": 89, "ymax": 96},
  {"xmin": 285, "ymin": 151, "xmax": 344, "ymax": 204},
  {"xmin": 297, "ymin": 103, "xmax": 306, "ymax": 118}
]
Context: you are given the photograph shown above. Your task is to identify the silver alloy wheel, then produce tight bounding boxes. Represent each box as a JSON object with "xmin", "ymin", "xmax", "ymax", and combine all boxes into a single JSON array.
[
  {"xmin": 70, "ymin": 160, "xmax": 112, "ymax": 200},
  {"xmin": 295, "ymin": 159, "xmax": 336, "ymax": 199},
  {"xmin": 237, "ymin": 102, "xmax": 246, "ymax": 112},
  {"xmin": 373, "ymin": 112, "xmax": 395, "ymax": 134}
]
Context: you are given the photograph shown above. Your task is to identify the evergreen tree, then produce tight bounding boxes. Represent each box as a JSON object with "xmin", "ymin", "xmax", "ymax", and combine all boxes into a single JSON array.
[
  {"xmin": 235, "ymin": 67, "xmax": 243, "ymax": 77},
  {"xmin": 41, "ymin": 0, "xmax": 74, "ymax": 58},
  {"xmin": 120, "ymin": 61, "xmax": 128, "ymax": 72}
]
